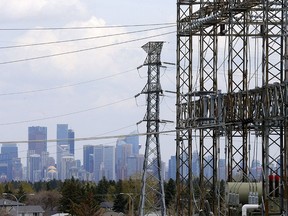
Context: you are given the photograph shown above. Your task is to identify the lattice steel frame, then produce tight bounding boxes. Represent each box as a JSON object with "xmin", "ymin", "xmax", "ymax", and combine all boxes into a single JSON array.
[
  {"xmin": 198, "ymin": 0, "xmax": 219, "ymax": 213},
  {"xmin": 176, "ymin": 1, "xmax": 193, "ymax": 215},
  {"xmin": 139, "ymin": 42, "xmax": 166, "ymax": 216},
  {"xmin": 176, "ymin": 0, "xmax": 288, "ymax": 215}
]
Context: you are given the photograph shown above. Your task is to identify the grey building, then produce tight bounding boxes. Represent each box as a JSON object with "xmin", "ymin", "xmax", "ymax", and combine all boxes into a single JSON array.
[{"xmin": 28, "ymin": 126, "xmax": 47, "ymax": 154}]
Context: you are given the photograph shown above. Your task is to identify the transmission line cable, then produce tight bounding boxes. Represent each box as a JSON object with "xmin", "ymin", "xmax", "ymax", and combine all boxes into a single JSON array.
[
  {"xmin": 0, "ymin": 129, "xmax": 176, "ymax": 144},
  {"xmin": 0, "ymin": 25, "xmax": 176, "ymax": 49},
  {"xmin": 0, "ymin": 67, "xmax": 136, "ymax": 96},
  {"xmin": 0, "ymin": 97, "xmax": 134, "ymax": 126},
  {"xmin": 0, "ymin": 31, "xmax": 175, "ymax": 65},
  {"xmin": 0, "ymin": 22, "xmax": 176, "ymax": 31},
  {"xmin": 0, "ymin": 123, "xmax": 138, "ymax": 159}
]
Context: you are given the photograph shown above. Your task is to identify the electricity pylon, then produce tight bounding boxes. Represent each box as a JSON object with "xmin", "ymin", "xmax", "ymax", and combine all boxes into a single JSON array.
[{"xmin": 137, "ymin": 41, "xmax": 166, "ymax": 216}]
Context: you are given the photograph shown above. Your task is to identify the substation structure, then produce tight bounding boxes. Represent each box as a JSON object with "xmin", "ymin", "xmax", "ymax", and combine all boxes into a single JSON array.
[{"xmin": 176, "ymin": 0, "xmax": 288, "ymax": 215}]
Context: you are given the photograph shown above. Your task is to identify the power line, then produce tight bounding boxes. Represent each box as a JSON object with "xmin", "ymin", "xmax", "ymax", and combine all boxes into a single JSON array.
[
  {"xmin": 0, "ymin": 23, "xmax": 176, "ymax": 31},
  {"xmin": 0, "ymin": 129, "xmax": 176, "ymax": 144},
  {"xmin": 0, "ymin": 97, "xmax": 134, "ymax": 126},
  {"xmin": 0, "ymin": 127, "xmax": 176, "ymax": 163},
  {"xmin": 0, "ymin": 25, "xmax": 176, "ymax": 49},
  {"xmin": 0, "ymin": 68, "xmax": 136, "ymax": 96},
  {"xmin": 0, "ymin": 123, "xmax": 138, "ymax": 158},
  {"xmin": 0, "ymin": 31, "xmax": 175, "ymax": 65}
]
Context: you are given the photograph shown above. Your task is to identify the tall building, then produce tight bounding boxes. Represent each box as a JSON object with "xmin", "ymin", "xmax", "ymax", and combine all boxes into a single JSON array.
[
  {"xmin": 115, "ymin": 131, "xmax": 140, "ymax": 180},
  {"xmin": 27, "ymin": 126, "xmax": 49, "ymax": 182},
  {"xmin": 127, "ymin": 154, "xmax": 144, "ymax": 178},
  {"xmin": 57, "ymin": 124, "xmax": 68, "ymax": 166},
  {"xmin": 12, "ymin": 158, "xmax": 22, "ymax": 181},
  {"xmin": 103, "ymin": 146, "xmax": 115, "ymax": 181},
  {"xmin": 57, "ymin": 124, "xmax": 74, "ymax": 180},
  {"xmin": 168, "ymin": 155, "xmax": 176, "ymax": 180},
  {"xmin": 115, "ymin": 142, "xmax": 132, "ymax": 180},
  {"xmin": 1, "ymin": 144, "xmax": 18, "ymax": 158},
  {"xmin": 83, "ymin": 145, "xmax": 94, "ymax": 173},
  {"xmin": 125, "ymin": 131, "xmax": 140, "ymax": 155},
  {"xmin": 28, "ymin": 126, "xmax": 47, "ymax": 154},
  {"xmin": 0, "ymin": 144, "xmax": 19, "ymax": 181},
  {"xmin": 27, "ymin": 154, "xmax": 41, "ymax": 182},
  {"xmin": 68, "ymin": 129, "xmax": 75, "ymax": 155},
  {"xmin": 93, "ymin": 145, "xmax": 115, "ymax": 182},
  {"xmin": 61, "ymin": 155, "xmax": 75, "ymax": 180}
]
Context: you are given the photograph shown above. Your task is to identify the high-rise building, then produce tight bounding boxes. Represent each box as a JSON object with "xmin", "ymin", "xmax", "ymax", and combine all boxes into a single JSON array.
[
  {"xmin": 0, "ymin": 144, "xmax": 19, "ymax": 180},
  {"xmin": 115, "ymin": 142, "xmax": 132, "ymax": 180},
  {"xmin": 1, "ymin": 144, "xmax": 18, "ymax": 158},
  {"xmin": 115, "ymin": 131, "xmax": 140, "ymax": 180},
  {"xmin": 61, "ymin": 155, "xmax": 75, "ymax": 180},
  {"xmin": 28, "ymin": 126, "xmax": 47, "ymax": 154},
  {"xmin": 68, "ymin": 129, "xmax": 75, "ymax": 155},
  {"xmin": 127, "ymin": 154, "xmax": 144, "ymax": 178},
  {"xmin": 125, "ymin": 131, "xmax": 140, "ymax": 155},
  {"xmin": 57, "ymin": 124, "xmax": 68, "ymax": 165},
  {"xmin": 27, "ymin": 153, "xmax": 41, "ymax": 182},
  {"xmin": 93, "ymin": 145, "xmax": 115, "ymax": 182},
  {"xmin": 57, "ymin": 124, "xmax": 74, "ymax": 180},
  {"xmin": 103, "ymin": 146, "xmax": 115, "ymax": 181},
  {"xmin": 27, "ymin": 126, "xmax": 49, "ymax": 182},
  {"xmin": 94, "ymin": 145, "xmax": 104, "ymax": 182},
  {"xmin": 168, "ymin": 155, "xmax": 176, "ymax": 180},
  {"xmin": 83, "ymin": 145, "xmax": 94, "ymax": 173},
  {"xmin": 12, "ymin": 158, "xmax": 22, "ymax": 181}
]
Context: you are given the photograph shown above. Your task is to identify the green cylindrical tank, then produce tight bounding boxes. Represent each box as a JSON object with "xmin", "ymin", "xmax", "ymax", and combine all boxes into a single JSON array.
[{"xmin": 226, "ymin": 182, "xmax": 262, "ymax": 205}]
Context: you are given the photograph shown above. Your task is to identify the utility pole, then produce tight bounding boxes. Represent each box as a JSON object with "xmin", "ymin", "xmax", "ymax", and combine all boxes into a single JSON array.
[{"xmin": 137, "ymin": 41, "xmax": 166, "ymax": 216}]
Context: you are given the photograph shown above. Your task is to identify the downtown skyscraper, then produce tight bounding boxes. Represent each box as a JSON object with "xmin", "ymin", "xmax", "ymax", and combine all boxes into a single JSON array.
[
  {"xmin": 94, "ymin": 145, "xmax": 115, "ymax": 182},
  {"xmin": 28, "ymin": 126, "xmax": 47, "ymax": 154},
  {"xmin": 83, "ymin": 145, "xmax": 94, "ymax": 173},
  {"xmin": 0, "ymin": 144, "xmax": 20, "ymax": 181},
  {"xmin": 27, "ymin": 126, "xmax": 48, "ymax": 182},
  {"xmin": 115, "ymin": 132, "xmax": 141, "ymax": 180},
  {"xmin": 56, "ymin": 124, "xmax": 75, "ymax": 181}
]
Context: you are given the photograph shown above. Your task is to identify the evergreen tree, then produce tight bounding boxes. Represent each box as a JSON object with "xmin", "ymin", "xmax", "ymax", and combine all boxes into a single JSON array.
[
  {"xmin": 58, "ymin": 177, "xmax": 84, "ymax": 213},
  {"xmin": 113, "ymin": 180, "xmax": 126, "ymax": 213},
  {"xmin": 95, "ymin": 177, "xmax": 109, "ymax": 202},
  {"xmin": 4, "ymin": 183, "xmax": 13, "ymax": 194},
  {"xmin": 164, "ymin": 178, "xmax": 176, "ymax": 208},
  {"xmin": 113, "ymin": 194, "xmax": 126, "ymax": 213},
  {"xmin": 71, "ymin": 192, "xmax": 103, "ymax": 216}
]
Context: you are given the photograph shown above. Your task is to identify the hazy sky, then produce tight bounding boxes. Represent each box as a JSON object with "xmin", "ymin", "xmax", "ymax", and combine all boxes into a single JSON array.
[{"xmin": 0, "ymin": 0, "xmax": 177, "ymax": 165}]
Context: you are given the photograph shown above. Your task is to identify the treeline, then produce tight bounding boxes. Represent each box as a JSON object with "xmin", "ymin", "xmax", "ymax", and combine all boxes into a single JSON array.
[{"xmin": 0, "ymin": 177, "xmax": 176, "ymax": 216}]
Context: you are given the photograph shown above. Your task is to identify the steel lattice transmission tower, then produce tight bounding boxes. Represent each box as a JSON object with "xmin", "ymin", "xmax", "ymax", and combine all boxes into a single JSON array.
[
  {"xmin": 176, "ymin": 0, "xmax": 288, "ymax": 215},
  {"xmin": 138, "ymin": 41, "xmax": 166, "ymax": 216}
]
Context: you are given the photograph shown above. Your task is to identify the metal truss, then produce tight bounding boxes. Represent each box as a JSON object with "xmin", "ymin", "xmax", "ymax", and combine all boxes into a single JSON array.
[
  {"xmin": 138, "ymin": 42, "xmax": 166, "ymax": 216},
  {"xmin": 176, "ymin": 0, "xmax": 288, "ymax": 215}
]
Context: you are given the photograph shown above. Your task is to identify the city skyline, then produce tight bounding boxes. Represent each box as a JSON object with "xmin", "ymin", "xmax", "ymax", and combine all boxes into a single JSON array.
[
  {"xmin": 0, "ymin": 124, "xmax": 175, "ymax": 182},
  {"xmin": 0, "ymin": 124, "xmax": 175, "ymax": 166}
]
